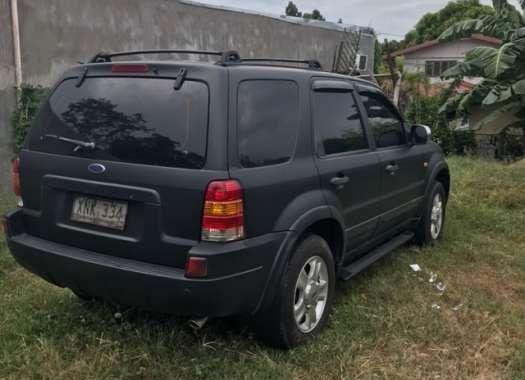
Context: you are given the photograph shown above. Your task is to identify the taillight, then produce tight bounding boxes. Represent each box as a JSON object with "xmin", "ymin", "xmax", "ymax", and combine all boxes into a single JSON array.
[
  {"xmin": 201, "ymin": 180, "xmax": 244, "ymax": 242},
  {"xmin": 12, "ymin": 157, "xmax": 21, "ymax": 197},
  {"xmin": 111, "ymin": 64, "xmax": 149, "ymax": 73}
]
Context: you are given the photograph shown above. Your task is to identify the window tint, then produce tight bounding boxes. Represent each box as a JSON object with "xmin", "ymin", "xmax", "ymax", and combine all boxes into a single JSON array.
[
  {"xmin": 29, "ymin": 78, "xmax": 208, "ymax": 168},
  {"xmin": 313, "ymin": 90, "xmax": 368, "ymax": 155},
  {"xmin": 237, "ymin": 80, "xmax": 300, "ymax": 168},
  {"xmin": 360, "ymin": 92, "xmax": 407, "ymax": 148}
]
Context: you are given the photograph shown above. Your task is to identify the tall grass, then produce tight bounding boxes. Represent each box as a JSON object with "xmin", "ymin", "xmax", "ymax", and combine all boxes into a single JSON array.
[{"xmin": 0, "ymin": 156, "xmax": 524, "ymax": 380}]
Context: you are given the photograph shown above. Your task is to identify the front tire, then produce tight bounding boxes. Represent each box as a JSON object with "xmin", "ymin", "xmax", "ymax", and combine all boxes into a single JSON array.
[
  {"xmin": 255, "ymin": 234, "xmax": 336, "ymax": 348},
  {"xmin": 71, "ymin": 289, "xmax": 94, "ymax": 302},
  {"xmin": 415, "ymin": 182, "xmax": 447, "ymax": 246}
]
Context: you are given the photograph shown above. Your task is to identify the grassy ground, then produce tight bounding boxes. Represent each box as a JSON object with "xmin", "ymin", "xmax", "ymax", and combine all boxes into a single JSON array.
[{"xmin": 0, "ymin": 156, "xmax": 524, "ymax": 380}]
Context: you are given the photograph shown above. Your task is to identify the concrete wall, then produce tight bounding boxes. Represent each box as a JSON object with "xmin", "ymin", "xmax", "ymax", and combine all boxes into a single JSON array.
[
  {"xmin": 0, "ymin": 0, "xmax": 16, "ymax": 192},
  {"xmin": 0, "ymin": 0, "xmax": 375, "ymax": 188}
]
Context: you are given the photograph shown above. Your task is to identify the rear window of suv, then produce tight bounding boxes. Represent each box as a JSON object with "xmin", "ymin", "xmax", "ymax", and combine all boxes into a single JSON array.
[
  {"xmin": 28, "ymin": 77, "xmax": 209, "ymax": 169},
  {"xmin": 237, "ymin": 80, "xmax": 300, "ymax": 168}
]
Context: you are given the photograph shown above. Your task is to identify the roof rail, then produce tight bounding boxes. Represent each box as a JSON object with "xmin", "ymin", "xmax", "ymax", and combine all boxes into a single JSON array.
[
  {"xmin": 87, "ymin": 49, "xmax": 322, "ymax": 70},
  {"xmin": 237, "ymin": 58, "xmax": 322, "ymax": 70},
  {"xmin": 88, "ymin": 49, "xmax": 241, "ymax": 65}
]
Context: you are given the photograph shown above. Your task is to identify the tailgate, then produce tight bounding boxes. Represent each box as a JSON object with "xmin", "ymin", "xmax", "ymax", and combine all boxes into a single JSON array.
[
  {"xmin": 18, "ymin": 64, "xmax": 229, "ymax": 269},
  {"xmin": 20, "ymin": 151, "xmax": 227, "ymax": 269}
]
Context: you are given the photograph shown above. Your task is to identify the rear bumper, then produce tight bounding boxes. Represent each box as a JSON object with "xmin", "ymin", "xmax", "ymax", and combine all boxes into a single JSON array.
[{"xmin": 4, "ymin": 209, "xmax": 290, "ymax": 317}]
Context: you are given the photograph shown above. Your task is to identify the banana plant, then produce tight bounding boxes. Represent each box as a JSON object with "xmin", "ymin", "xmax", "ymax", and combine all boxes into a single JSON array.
[
  {"xmin": 438, "ymin": 0, "xmax": 525, "ymax": 129},
  {"xmin": 440, "ymin": 0, "xmax": 524, "ymax": 41}
]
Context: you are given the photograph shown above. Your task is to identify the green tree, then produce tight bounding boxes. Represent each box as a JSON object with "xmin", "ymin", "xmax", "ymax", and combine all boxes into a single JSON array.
[
  {"xmin": 11, "ymin": 85, "xmax": 49, "ymax": 152},
  {"xmin": 303, "ymin": 9, "xmax": 325, "ymax": 21},
  {"xmin": 439, "ymin": 0, "xmax": 525, "ymax": 133},
  {"xmin": 380, "ymin": 39, "xmax": 406, "ymax": 55},
  {"xmin": 285, "ymin": 1, "xmax": 301, "ymax": 17},
  {"xmin": 374, "ymin": 39, "xmax": 383, "ymax": 73},
  {"xmin": 440, "ymin": 0, "xmax": 523, "ymax": 40},
  {"xmin": 285, "ymin": 3, "xmax": 326, "ymax": 21},
  {"xmin": 404, "ymin": 0, "xmax": 494, "ymax": 46}
]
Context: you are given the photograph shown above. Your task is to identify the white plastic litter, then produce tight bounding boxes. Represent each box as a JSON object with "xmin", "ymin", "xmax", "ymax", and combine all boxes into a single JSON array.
[
  {"xmin": 429, "ymin": 272, "xmax": 438, "ymax": 283},
  {"xmin": 452, "ymin": 303, "xmax": 463, "ymax": 311},
  {"xmin": 436, "ymin": 282, "xmax": 446, "ymax": 293},
  {"xmin": 431, "ymin": 303, "xmax": 441, "ymax": 310},
  {"xmin": 410, "ymin": 264, "xmax": 422, "ymax": 272}
]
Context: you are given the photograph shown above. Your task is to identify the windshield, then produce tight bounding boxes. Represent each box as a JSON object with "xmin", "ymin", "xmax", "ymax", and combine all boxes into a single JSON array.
[{"xmin": 28, "ymin": 77, "xmax": 209, "ymax": 169}]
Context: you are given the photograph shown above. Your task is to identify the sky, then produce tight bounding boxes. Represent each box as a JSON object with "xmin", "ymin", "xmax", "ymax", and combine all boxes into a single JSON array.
[{"xmin": 195, "ymin": 0, "xmax": 512, "ymax": 40}]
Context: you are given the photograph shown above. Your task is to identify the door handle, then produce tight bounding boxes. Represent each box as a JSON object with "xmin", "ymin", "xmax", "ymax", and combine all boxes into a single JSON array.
[
  {"xmin": 330, "ymin": 175, "xmax": 350, "ymax": 188},
  {"xmin": 385, "ymin": 163, "xmax": 399, "ymax": 175}
]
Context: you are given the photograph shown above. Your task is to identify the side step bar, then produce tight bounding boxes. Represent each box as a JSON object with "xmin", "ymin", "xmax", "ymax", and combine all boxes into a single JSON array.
[{"xmin": 339, "ymin": 232, "xmax": 414, "ymax": 281}]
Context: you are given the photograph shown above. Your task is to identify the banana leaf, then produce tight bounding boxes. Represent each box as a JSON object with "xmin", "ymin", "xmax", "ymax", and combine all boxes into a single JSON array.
[
  {"xmin": 467, "ymin": 42, "xmax": 521, "ymax": 79},
  {"xmin": 475, "ymin": 101, "xmax": 523, "ymax": 130},
  {"xmin": 482, "ymin": 85, "xmax": 514, "ymax": 105}
]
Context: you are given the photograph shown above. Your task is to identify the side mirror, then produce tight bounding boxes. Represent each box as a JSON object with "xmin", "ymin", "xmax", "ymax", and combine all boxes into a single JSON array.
[{"xmin": 411, "ymin": 124, "xmax": 432, "ymax": 145}]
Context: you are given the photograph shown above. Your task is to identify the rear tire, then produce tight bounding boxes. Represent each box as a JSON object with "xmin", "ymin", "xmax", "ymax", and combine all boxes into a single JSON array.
[
  {"xmin": 254, "ymin": 234, "xmax": 336, "ymax": 348},
  {"xmin": 72, "ymin": 290, "xmax": 94, "ymax": 302},
  {"xmin": 415, "ymin": 182, "xmax": 447, "ymax": 246}
]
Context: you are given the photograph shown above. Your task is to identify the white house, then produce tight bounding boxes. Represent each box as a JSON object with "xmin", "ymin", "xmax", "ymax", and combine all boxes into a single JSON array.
[
  {"xmin": 391, "ymin": 34, "xmax": 501, "ymax": 84},
  {"xmin": 390, "ymin": 35, "xmax": 524, "ymax": 159}
]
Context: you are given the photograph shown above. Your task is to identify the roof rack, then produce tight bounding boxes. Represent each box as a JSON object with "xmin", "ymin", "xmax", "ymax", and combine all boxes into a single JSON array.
[
  {"xmin": 88, "ymin": 49, "xmax": 241, "ymax": 65},
  {"xmin": 87, "ymin": 49, "xmax": 322, "ymax": 70},
  {"xmin": 238, "ymin": 58, "xmax": 322, "ymax": 70}
]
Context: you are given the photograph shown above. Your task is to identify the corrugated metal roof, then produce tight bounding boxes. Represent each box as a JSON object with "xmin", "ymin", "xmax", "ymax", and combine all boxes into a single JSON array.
[{"xmin": 178, "ymin": 0, "xmax": 375, "ymax": 36}]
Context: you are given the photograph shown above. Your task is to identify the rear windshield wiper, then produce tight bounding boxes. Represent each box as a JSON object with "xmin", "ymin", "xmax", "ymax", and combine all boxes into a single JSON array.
[
  {"xmin": 43, "ymin": 134, "xmax": 96, "ymax": 151},
  {"xmin": 174, "ymin": 68, "xmax": 187, "ymax": 90}
]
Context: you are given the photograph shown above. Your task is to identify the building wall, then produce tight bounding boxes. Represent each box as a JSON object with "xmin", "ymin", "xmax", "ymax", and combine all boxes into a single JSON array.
[
  {"xmin": 0, "ymin": 0, "xmax": 375, "ymax": 189},
  {"xmin": 17, "ymin": 0, "xmax": 375, "ymax": 86},
  {"xmin": 0, "ymin": 0, "xmax": 16, "ymax": 192},
  {"xmin": 404, "ymin": 39, "xmax": 496, "ymax": 77}
]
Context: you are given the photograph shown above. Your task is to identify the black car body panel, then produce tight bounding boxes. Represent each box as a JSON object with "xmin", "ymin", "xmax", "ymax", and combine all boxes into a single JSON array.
[
  {"xmin": 6, "ymin": 208, "xmax": 289, "ymax": 316},
  {"xmin": 5, "ymin": 57, "xmax": 449, "ymax": 318}
]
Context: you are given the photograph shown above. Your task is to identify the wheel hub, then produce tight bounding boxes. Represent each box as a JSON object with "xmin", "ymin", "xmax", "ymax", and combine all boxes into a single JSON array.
[
  {"xmin": 293, "ymin": 256, "xmax": 329, "ymax": 333},
  {"xmin": 430, "ymin": 193, "xmax": 443, "ymax": 240}
]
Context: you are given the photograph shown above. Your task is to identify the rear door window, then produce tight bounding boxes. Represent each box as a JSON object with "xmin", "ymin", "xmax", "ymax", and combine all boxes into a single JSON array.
[
  {"xmin": 237, "ymin": 80, "xmax": 300, "ymax": 168},
  {"xmin": 359, "ymin": 92, "xmax": 407, "ymax": 148},
  {"xmin": 28, "ymin": 77, "xmax": 209, "ymax": 169},
  {"xmin": 312, "ymin": 90, "xmax": 368, "ymax": 155}
]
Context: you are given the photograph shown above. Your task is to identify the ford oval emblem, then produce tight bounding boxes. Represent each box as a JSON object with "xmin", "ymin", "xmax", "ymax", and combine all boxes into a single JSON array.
[{"xmin": 88, "ymin": 163, "xmax": 106, "ymax": 174}]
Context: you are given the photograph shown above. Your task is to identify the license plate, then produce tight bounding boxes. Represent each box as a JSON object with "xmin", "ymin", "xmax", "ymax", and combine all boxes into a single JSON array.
[{"xmin": 71, "ymin": 196, "xmax": 128, "ymax": 230}]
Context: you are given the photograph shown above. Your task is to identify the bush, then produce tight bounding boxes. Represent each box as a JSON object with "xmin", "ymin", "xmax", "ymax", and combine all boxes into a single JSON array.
[
  {"xmin": 404, "ymin": 93, "xmax": 441, "ymax": 127},
  {"xmin": 452, "ymin": 129, "xmax": 477, "ymax": 155},
  {"xmin": 11, "ymin": 85, "xmax": 49, "ymax": 152},
  {"xmin": 405, "ymin": 92, "xmax": 476, "ymax": 155}
]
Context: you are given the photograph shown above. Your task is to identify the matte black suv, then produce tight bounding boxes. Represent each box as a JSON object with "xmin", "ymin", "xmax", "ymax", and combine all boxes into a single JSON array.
[{"xmin": 4, "ymin": 50, "xmax": 450, "ymax": 348}]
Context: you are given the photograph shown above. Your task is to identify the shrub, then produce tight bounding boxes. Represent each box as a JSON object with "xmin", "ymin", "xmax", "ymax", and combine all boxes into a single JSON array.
[
  {"xmin": 404, "ymin": 93, "xmax": 441, "ymax": 127},
  {"xmin": 405, "ymin": 89, "xmax": 476, "ymax": 155},
  {"xmin": 11, "ymin": 85, "xmax": 49, "ymax": 152}
]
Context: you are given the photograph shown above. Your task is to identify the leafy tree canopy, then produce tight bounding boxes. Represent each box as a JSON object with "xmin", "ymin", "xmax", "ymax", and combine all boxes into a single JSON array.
[
  {"xmin": 404, "ymin": 0, "xmax": 494, "ymax": 46},
  {"xmin": 284, "ymin": 2, "xmax": 326, "ymax": 21},
  {"xmin": 303, "ymin": 9, "xmax": 326, "ymax": 21},
  {"xmin": 439, "ymin": 0, "xmax": 525, "ymax": 134},
  {"xmin": 285, "ymin": 1, "xmax": 301, "ymax": 17}
]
